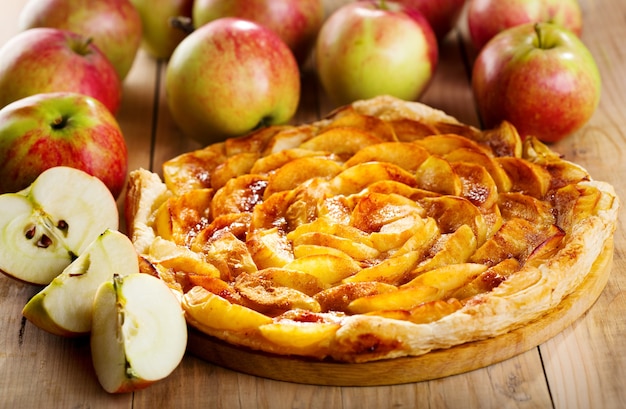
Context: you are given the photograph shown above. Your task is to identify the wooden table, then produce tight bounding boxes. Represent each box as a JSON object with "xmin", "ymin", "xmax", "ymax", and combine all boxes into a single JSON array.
[{"xmin": 1, "ymin": 0, "xmax": 624, "ymax": 408}]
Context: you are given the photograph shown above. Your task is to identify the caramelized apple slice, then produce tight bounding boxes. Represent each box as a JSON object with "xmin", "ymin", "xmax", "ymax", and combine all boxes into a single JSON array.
[
  {"xmin": 182, "ymin": 286, "xmax": 272, "ymax": 331},
  {"xmin": 323, "ymin": 110, "xmax": 397, "ymax": 142},
  {"xmin": 211, "ymin": 174, "xmax": 268, "ymax": 218},
  {"xmin": 154, "ymin": 188, "xmax": 213, "ymax": 246},
  {"xmin": 162, "ymin": 144, "xmax": 226, "ymax": 194},
  {"xmin": 314, "ymin": 281, "xmax": 397, "ymax": 312},
  {"xmin": 328, "ymin": 162, "xmax": 417, "ymax": 196},
  {"xmin": 259, "ymin": 320, "xmax": 340, "ymax": 354},
  {"xmin": 348, "ymin": 285, "xmax": 443, "ymax": 314},
  {"xmin": 283, "ymin": 254, "xmax": 361, "ymax": 285},
  {"xmin": 449, "ymin": 258, "xmax": 521, "ymax": 300},
  {"xmin": 342, "ymin": 250, "xmax": 421, "ymax": 285},
  {"xmin": 470, "ymin": 218, "xmax": 564, "ymax": 266},
  {"xmin": 402, "ymin": 263, "xmax": 488, "ymax": 293},
  {"xmin": 299, "ymin": 126, "xmax": 383, "ymax": 158},
  {"xmin": 210, "ymin": 152, "xmax": 259, "ymax": 190},
  {"xmin": 420, "ymin": 196, "xmax": 487, "ymax": 247},
  {"xmin": 253, "ymin": 268, "xmax": 327, "ymax": 297},
  {"xmin": 291, "ymin": 231, "xmax": 380, "ymax": 262},
  {"xmin": 264, "ymin": 156, "xmax": 343, "ymax": 196},
  {"xmin": 496, "ymin": 157, "xmax": 552, "ymax": 199},
  {"xmin": 350, "ymin": 192, "xmax": 424, "ymax": 233},
  {"xmin": 234, "ymin": 272, "xmax": 321, "ymax": 315},
  {"xmin": 408, "ymin": 224, "xmax": 477, "ymax": 279},
  {"xmin": 451, "ymin": 161, "xmax": 499, "ymax": 209},
  {"xmin": 247, "ymin": 227, "xmax": 294, "ymax": 269},
  {"xmin": 415, "ymin": 155, "xmax": 463, "ymax": 196},
  {"xmin": 345, "ymin": 142, "xmax": 429, "ymax": 171}
]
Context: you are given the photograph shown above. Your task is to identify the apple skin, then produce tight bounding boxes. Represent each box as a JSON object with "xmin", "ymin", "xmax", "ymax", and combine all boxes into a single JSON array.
[
  {"xmin": 130, "ymin": 0, "xmax": 193, "ymax": 60},
  {"xmin": 472, "ymin": 22, "xmax": 601, "ymax": 143},
  {"xmin": 0, "ymin": 92, "xmax": 128, "ymax": 198},
  {"xmin": 467, "ymin": 0, "xmax": 582, "ymax": 50},
  {"xmin": 18, "ymin": 0, "xmax": 143, "ymax": 81},
  {"xmin": 192, "ymin": 0, "xmax": 323, "ymax": 65},
  {"xmin": 315, "ymin": 1, "xmax": 438, "ymax": 107},
  {"xmin": 398, "ymin": 0, "xmax": 466, "ymax": 41},
  {"xmin": 165, "ymin": 18, "xmax": 300, "ymax": 144},
  {"xmin": 0, "ymin": 28, "xmax": 121, "ymax": 114}
]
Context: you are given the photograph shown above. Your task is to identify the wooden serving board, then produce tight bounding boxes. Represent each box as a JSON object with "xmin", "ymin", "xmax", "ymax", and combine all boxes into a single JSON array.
[{"xmin": 187, "ymin": 240, "xmax": 614, "ymax": 386}]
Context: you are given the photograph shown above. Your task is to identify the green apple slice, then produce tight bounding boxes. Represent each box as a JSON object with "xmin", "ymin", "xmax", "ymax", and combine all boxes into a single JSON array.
[
  {"xmin": 22, "ymin": 229, "xmax": 139, "ymax": 337},
  {"xmin": 0, "ymin": 166, "xmax": 119, "ymax": 285},
  {"xmin": 91, "ymin": 273, "xmax": 187, "ymax": 394}
]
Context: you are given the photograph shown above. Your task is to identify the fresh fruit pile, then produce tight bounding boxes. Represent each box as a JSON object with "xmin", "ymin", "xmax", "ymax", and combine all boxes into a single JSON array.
[{"xmin": 0, "ymin": 0, "xmax": 602, "ymax": 394}]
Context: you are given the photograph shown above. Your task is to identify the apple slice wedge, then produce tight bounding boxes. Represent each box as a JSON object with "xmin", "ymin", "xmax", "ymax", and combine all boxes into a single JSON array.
[
  {"xmin": 91, "ymin": 273, "xmax": 188, "ymax": 393},
  {"xmin": 0, "ymin": 166, "xmax": 119, "ymax": 285},
  {"xmin": 22, "ymin": 229, "xmax": 139, "ymax": 337}
]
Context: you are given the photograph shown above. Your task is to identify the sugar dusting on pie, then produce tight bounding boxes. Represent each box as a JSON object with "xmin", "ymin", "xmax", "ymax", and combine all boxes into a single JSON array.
[{"xmin": 125, "ymin": 96, "xmax": 619, "ymax": 363}]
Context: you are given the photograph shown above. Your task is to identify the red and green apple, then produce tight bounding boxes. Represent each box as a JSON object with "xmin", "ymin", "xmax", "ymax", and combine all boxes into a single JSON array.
[
  {"xmin": 0, "ymin": 28, "xmax": 122, "ymax": 114},
  {"xmin": 467, "ymin": 0, "xmax": 582, "ymax": 50},
  {"xmin": 165, "ymin": 18, "xmax": 300, "ymax": 144},
  {"xmin": 18, "ymin": 0, "xmax": 142, "ymax": 81},
  {"xmin": 0, "ymin": 92, "xmax": 128, "ymax": 198},
  {"xmin": 315, "ymin": 1, "xmax": 438, "ymax": 107},
  {"xmin": 472, "ymin": 22, "xmax": 601, "ymax": 143},
  {"xmin": 192, "ymin": 0, "xmax": 324, "ymax": 65}
]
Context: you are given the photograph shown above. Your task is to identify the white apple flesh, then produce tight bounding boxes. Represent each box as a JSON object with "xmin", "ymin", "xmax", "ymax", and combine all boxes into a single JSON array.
[
  {"xmin": 0, "ymin": 166, "xmax": 119, "ymax": 285},
  {"xmin": 91, "ymin": 273, "xmax": 188, "ymax": 394},
  {"xmin": 22, "ymin": 229, "xmax": 139, "ymax": 337}
]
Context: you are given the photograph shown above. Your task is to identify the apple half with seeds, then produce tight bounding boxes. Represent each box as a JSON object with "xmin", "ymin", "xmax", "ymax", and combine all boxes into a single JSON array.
[
  {"xmin": 0, "ymin": 166, "xmax": 118, "ymax": 285},
  {"xmin": 22, "ymin": 229, "xmax": 139, "ymax": 337},
  {"xmin": 91, "ymin": 273, "xmax": 188, "ymax": 393}
]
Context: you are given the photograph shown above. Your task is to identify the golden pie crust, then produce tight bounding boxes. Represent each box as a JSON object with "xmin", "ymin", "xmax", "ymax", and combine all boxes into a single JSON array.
[{"xmin": 125, "ymin": 96, "xmax": 619, "ymax": 363}]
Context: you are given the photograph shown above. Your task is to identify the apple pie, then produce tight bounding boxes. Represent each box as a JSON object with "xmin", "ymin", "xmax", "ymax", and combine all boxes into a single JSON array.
[{"xmin": 125, "ymin": 95, "xmax": 619, "ymax": 364}]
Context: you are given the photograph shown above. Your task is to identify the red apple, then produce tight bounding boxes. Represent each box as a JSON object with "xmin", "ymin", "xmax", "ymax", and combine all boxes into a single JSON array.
[
  {"xmin": 165, "ymin": 18, "xmax": 300, "ymax": 144},
  {"xmin": 0, "ymin": 92, "xmax": 128, "ymax": 198},
  {"xmin": 315, "ymin": 1, "xmax": 438, "ymax": 107},
  {"xmin": 18, "ymin": 0, "xmax": 143, "ymax": 81},
  {"xmin": 0, "ymin": 28, "xmax": 121, "ymax": 114},
  {"xmin": 467, "ymin": 0, "xmax": 582, "ymax": 50},
  {"xmin": 192, "ymin": 0, "xmax": 323, "ymax": 65},
  {"xmin": 472, "ymin": 23, "xmax": 601, "ymax": 143},
  {"xmin": 398, "ymin": 0, "xmax": 466, "ymax": 41},
  {"xmin": 130, "ymin": 0, "xmax": 193, "ymax": 60}
]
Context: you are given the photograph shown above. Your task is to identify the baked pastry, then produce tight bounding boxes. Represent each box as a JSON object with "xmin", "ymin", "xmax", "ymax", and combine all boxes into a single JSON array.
[{"xmin": 125, "ymin": 96, "xmax": 619, "ymax": 363}]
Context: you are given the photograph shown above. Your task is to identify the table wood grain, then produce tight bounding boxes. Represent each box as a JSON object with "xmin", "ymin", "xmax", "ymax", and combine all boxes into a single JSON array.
[{"xmin": 1, "ymin": 0, "xmax": 624, "ymax": 408}]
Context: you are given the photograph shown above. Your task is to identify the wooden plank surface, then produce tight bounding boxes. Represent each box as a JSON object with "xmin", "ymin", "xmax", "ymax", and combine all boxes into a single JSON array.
[{"xmin": 0, "ymin": 0, "xmax": 624, "ymax": 408}]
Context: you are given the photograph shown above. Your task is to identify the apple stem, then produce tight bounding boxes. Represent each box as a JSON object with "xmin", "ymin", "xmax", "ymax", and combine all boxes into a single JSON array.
[
  {"xmin": 51, "ymin": 115, "xmax": 69, "ymax": 130},
  {"xmin": 534, "ymin": 23, "xmax": 543, "ymax": 49},
  {"xmin": 170, "ymin": 16, "xmax": 195, "ymax": 35}
]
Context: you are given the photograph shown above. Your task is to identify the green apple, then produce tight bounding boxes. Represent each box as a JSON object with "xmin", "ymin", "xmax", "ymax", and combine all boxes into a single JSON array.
[
  {"xmin": 0, "ymin": 92, "xmax": 128, "ymax": 198},
  {"xmin": 130, "ymin": 0, "xmax": 193, "ymax": 60},
  {"xmin": 468, "ymin": 0, "xmax": 582, "ymax": 50},
  {"xmin": 18, "ymin": 0, "xmax": 143, "ymax": 80},
  {"xmin": 472, "ymin": 22, "xmax": 601, "ymax": 143},
  {"xmin": 91, "ymin": 273, "xmax": 188, "ymax": 393},
  {"xmin": 0, "ymin": 166, "xmax": 119, "ymax": 285},
  {"xmin": 315, "ymin": 1, "xmax": 438, "ymax": 107},
  {"xmin": 22, "ymin": 229, "xmax": 139, "ymax": 337},
  {"xmin": 165, "ymin": 18, "xmax": 300, "ymax": 144}
]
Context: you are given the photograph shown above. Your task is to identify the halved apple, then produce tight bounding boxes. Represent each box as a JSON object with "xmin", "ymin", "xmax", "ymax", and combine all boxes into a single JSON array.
[
  {"xmin": 91, "ymin": 273, "xmax": 188, "ymax": 394},
  {"xmin": 0, "ymin": 166, "xmax": 118, "ymax": 285},
  {"xmin": 22, "ymin": 229, "xmax": 139, "ymax": 337}
]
